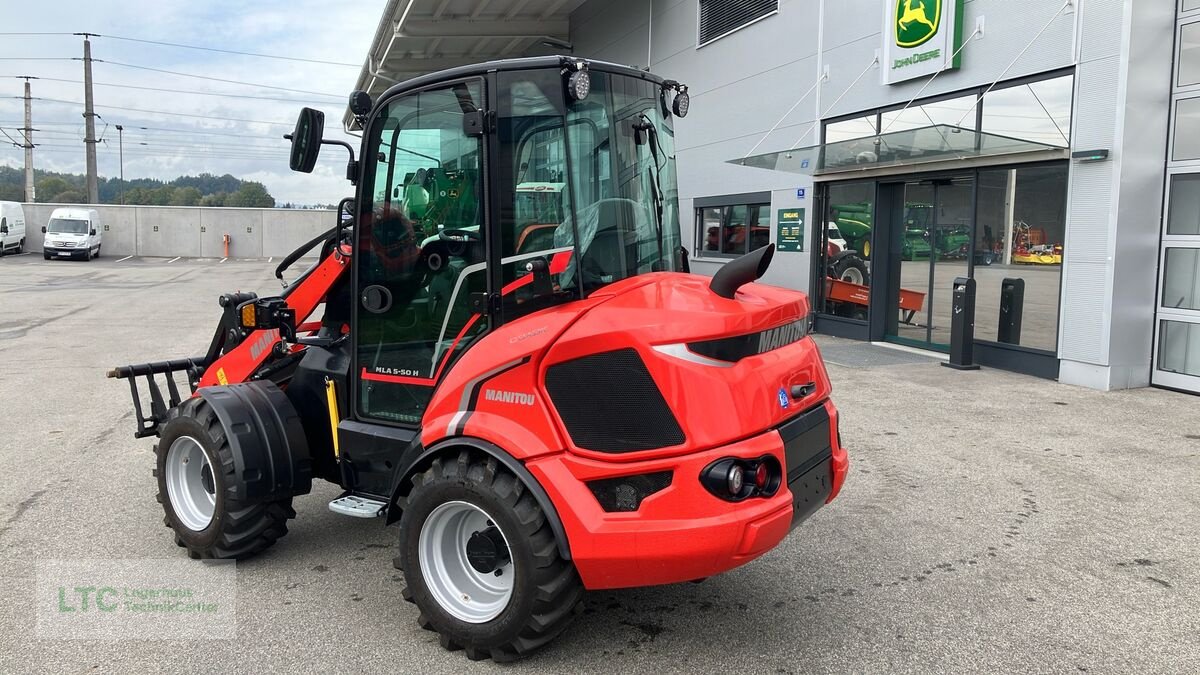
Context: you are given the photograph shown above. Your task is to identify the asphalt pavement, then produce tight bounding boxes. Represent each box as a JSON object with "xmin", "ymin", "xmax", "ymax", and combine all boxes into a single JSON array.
[{"xmin": 0, "ymin": 254, "xmax": 1196, "ymax": 673}]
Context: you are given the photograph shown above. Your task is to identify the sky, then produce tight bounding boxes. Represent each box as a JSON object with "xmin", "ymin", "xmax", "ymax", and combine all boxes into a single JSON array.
[{"xmin": 0, "ymin": 0, "xmax": 386, "ymax": 205}]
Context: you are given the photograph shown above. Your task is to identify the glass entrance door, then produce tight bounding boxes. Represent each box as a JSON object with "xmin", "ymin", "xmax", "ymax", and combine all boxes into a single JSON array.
[
  {"xmin": 888, "ymin": 176, "xmax": 974, "ymax": 350},
  {"xmin": 1153, "ymin": 172, "xmax": 1200, "ymax": 392}
]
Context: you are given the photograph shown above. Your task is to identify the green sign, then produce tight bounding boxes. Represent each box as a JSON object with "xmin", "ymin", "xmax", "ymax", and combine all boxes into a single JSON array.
[
  {"xmin": 883, "ymin": 0, "xmax": 964, "ymax": 85},
  {"xmin": 777, "ymin": 209, "xmax": 804, "ymax": 253}
]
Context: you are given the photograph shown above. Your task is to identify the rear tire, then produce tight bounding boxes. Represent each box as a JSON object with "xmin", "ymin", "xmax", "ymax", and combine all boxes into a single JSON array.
[
  {"xmin": 834, "ymin": 255, "xmax": 871, "ymax": 286},
  {"xmin": 15, "ymin": 239, "xmax": 23, "ymax": 254},
  {"xmin": 154, "ymin": 396, "xmax": 295, "ymax": 559},
  {"xmin": 397, "ymin": 450, "xmax": 584, "ymax": 662}
]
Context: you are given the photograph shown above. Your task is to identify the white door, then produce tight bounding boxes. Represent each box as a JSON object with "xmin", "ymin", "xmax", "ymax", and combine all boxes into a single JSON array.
[{"xmin": 1152, "ymin": 171, "xmax": 1200, "ymax": 392}]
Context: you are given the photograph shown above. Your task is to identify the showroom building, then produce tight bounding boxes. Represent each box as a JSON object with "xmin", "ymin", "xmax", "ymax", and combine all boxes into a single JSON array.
[{"xmin": 352, "ymin": 0, "xmax": 1198, "ymax": 394}]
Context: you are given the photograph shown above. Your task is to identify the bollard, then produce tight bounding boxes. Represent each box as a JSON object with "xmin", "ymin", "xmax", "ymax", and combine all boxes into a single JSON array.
[
  {"xmin": 223, "ymin": 233, "xmax": 231, "ymax": 258},
  {"xmin": 943, "ymin": 276, "xmax": 980, "ymax": 371},
  {"xmin": 998, "ymin": 278, "xmax": 1025, "ymax": 345}
]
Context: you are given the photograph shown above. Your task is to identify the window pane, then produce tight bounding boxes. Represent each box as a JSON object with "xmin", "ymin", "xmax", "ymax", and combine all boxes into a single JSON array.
[
  {"xmin": 973, "ymin": 164, "xmax": 1068, "ymax": 352},
  {"xmin": 1163, "ymin": 248, "xmax": 1200, "ymax": 310},
  {"xmin": 881, "ymin": 95, "xmax": 978, "ymax": 134},
  {"xmin": 825, "ymin": 115, "xmax": 877, "ymax": 143},
  {"xmin": 1187, "ymin": 0, "xmax": 1200, "ymax": 14},
  {"xmin": 822, "ymin": 183, "xmax": 874, "ymax": 318},
  {"xmin": 1159, "ymin": 320, "xmax": 1200, "ymax": 376},
  {"xmin": 982, "ymin": 76, "xmax": 1073, "ymax": 147},
  {"xmin": 1168, "ymin": 174, "xmax": 1200, "ymax": 235},
  {"xmin": 1174, "ymin": 97, "xmax": 1200, "ymax": 161},
  {"xmin": 1181, "ymin": 22, "xmax": 1200, "ymax": 87},
  {"xmin": 723, "ymin": 204, "xmax": 749, "ymax": 254},
  {"xmin": 750, "ymin": 204, "xmax": 771, "ymax": 252},
  {"xmin": 698, "ymin": 207, "xmax": 724, "ymax": 253}
]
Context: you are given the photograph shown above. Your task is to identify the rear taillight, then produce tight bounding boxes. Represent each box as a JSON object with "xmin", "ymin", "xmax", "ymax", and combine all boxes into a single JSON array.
[{"xmin": 700, "ymin": 456, "xmax": 782, "ymax": 502}]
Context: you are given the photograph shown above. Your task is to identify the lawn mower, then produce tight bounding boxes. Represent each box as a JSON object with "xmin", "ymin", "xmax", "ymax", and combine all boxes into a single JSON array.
[{"xmin": 108, "ymin": 56, "xmax": 849, "ymax": 662}]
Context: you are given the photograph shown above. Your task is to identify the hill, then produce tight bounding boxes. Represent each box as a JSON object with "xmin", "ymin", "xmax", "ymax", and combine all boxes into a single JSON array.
[{"xmin": 0, "ymin": 166, "xmax": 275, "ymax": 207}]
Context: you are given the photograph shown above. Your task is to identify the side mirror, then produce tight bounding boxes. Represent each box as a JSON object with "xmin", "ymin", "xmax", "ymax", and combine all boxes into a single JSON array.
[
  {"xmin": 90, "ymin": 228, "xmax": 97, "ymax": 236},
  {"xmin": 0, "ymin": 224, "xmax": 7, "ymax": 235},
  {"xmin": 289, "ymin": 107, "xmax": 325, "ymax": 173},
  {"xmin": 41, "ymin": 226, "xmax": 46, "ymax": 233}
]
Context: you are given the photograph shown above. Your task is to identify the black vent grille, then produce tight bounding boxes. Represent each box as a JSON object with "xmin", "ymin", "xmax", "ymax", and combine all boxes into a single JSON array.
[
  {"xmin": 699, "ymin": 0, "xmax": 778, "ymax": 46},
  {"xmin": 545, "ymin": 348, "xmax": 686, "ymax": 453},
  {"xmin": 587, "ymin": 471, "xmax": 673, "ymax": 512}
]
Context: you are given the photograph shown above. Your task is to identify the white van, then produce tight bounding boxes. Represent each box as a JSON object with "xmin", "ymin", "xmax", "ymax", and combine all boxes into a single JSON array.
[
  {"xmin": 43, "ymin": 207, "xmax": 102, "ymax": 260},
  {"xmin": 0, "ymin": 201, "xmax": 26, "ymax": 255}
]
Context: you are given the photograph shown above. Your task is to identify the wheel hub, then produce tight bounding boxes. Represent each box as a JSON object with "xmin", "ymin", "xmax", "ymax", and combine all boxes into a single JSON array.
[
  {"xmin": 164, "ymin": 436, "xmax": 216, "ymax": 532},
  {"xmin": 466, "ymin": 526, "xmax": 511, "ymax": 574},
  {"xmin": 418, "ymin": 501, "xmax": 515, "ymax": 623}
]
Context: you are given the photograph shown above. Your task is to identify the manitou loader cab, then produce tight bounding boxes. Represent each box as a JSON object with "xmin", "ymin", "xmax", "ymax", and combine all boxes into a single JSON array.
[{"xmin": 110, "ymin": 57, "xmax": 848, "ymax": 662}]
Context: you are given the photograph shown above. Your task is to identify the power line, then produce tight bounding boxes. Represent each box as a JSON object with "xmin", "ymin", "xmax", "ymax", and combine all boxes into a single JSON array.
[
  {"xmin": 15, "ymin": 96, "xmax": 304, "ymax": 126},
  {"xmin": 0, "ymin": 74, "xmax": 338, "ymax": 105},
  {"xmin": 95, "ymin": 34, "xmax": 360, "ymax": 68},
  {"xmin": 99, "ymin": 61, "xmax": 342, "ymax": 98}
]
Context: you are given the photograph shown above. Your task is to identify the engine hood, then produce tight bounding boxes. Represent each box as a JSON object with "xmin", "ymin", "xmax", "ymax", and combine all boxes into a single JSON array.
[{"xmin": 540, "ymin": 272, "xmax": 830, "ymax": 458}]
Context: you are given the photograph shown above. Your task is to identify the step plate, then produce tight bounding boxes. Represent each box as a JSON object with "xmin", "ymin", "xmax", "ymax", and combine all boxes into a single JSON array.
[{"xmin": 328, "ymin": 494, "xmax": 387, "ymax": 518}]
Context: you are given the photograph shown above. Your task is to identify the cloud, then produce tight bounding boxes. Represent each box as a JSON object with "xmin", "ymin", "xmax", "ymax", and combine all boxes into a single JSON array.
[{"xmin": 0, "ymin": 0, "xmax": 385, "ymax": 204}]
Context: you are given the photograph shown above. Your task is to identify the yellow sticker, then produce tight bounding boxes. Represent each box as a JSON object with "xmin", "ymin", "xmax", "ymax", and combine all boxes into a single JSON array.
[{"xmin": 216, "ymin": 368, "xmax": 228, "ymax": 386}]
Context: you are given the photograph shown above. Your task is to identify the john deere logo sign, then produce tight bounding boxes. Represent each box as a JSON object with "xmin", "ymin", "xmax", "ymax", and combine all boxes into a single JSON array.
[
  {"xmin": 895, "ymin": 0, "xmax": 940, "ymax": 48},
  {"xmin": 882, "ymin": 0, "xmax": 963, "ymax": 85}
]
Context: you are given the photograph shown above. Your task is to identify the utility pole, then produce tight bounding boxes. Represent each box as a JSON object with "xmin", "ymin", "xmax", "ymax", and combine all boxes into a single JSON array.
[
  {"xmin": 20, "ymin": 76, "xmax": 35, "ymax": 202},
  {"xmin": 80, "ymin": 33, "xmax": 99, "ymax": 204},
  {"xmin": 115, "ymin": 124, "xmax": 124, "ymax": 204}
]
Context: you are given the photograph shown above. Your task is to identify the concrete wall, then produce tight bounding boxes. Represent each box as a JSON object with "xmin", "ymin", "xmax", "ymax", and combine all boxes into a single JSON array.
[{"xmin": 18, "ymin": 203, "xmax": 335, "ymax": 258}]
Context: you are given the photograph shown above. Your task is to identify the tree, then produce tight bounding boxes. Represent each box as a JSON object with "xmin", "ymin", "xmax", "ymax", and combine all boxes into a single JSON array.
[
  {"xmin": 36, "ymin": 177, "xmax": 69, "ymax": 202},
  {"xmin": 200, "ymin": 192, "xmax": 226, "ymax": 207},
  {"xmin": 51, "ymin": 190, "xmax": 85, "ymax": 204},
  {"xmin": 226, "ymin": 181, "xmax": 274, "ymax": 208},
  {"xmin": 170, "ymin": 186, "xmax": 203, "ymax": 206},
  {"xmin": 149, "ymin": 186, "xmax": 175, "ymax": 206}
]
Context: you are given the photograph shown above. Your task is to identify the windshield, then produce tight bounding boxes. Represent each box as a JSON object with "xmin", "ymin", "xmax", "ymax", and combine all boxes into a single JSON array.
[
  {"xmin": 558, "ymin": 71, "xmax": 681, "ymax": 290},
  {"xmin": 48, "ymin": 218, "xmax": 89, "ymax": 234}
]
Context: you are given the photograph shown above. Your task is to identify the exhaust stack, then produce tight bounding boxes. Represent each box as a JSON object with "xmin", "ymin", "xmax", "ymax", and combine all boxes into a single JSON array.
[{"xmin": 709, "ymin": 244, "xmax": 775, "ymax": 299}]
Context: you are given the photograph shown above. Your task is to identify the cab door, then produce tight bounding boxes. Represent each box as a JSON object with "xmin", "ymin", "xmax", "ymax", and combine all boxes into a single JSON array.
[{"xmin": 353, "ymin": 79, "xmax": 490, "ymax": 425}]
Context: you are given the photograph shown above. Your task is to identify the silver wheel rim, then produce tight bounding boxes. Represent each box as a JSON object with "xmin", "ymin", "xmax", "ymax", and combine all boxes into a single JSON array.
[
  {"xmin": 840, "ymin": 266, "xmax": 865, "ymax": 285},
  {"xmin": 418, "ymin": 501, "xmax": 514, "ymax": 623},
  {"xmin": 165, "ymin": 435, "xmax": 216, "ymax": 531}
]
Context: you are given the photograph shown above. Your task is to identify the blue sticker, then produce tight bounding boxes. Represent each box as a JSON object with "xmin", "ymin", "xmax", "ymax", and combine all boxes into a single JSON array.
[
  {"xmin": 778, "ymin": 388, "xmax": 790, "ymax": 409},
  {"xmin": 796, "ymin": 188, "xmax": 806, "ymax": 199},
  {"xmin": 800, "ymin": 158, "xmax": 810, "ymax": 169}
]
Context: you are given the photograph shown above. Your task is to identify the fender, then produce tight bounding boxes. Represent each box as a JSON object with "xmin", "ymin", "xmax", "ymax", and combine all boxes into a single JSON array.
[
  {"xmin": 386, "ymin": 436, "xmax": 572, "ymax": 560},
  {"xmin": 196, "ymin": 381, "xmax": 313, "ymax": 503}
]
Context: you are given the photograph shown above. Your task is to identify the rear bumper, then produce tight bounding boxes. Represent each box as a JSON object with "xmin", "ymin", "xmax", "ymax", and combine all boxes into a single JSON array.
[{"xmin": 527, "ymin": 399, "xmax": 848, "ymax": 590}]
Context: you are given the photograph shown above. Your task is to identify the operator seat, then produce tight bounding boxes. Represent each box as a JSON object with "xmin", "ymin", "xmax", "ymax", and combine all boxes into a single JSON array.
[{"xmin": 584, "ymin": 199, "xmax": 638, "ymax": 286}]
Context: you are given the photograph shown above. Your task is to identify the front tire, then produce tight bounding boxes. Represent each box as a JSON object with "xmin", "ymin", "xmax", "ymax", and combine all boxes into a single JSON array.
[
  {"xmin": 397, "ymin": 450, "xmax": 584, "ymax": 662},
  {"xmin": 155, "ymin": 397, "xmax": 296, "ymax": 559}
]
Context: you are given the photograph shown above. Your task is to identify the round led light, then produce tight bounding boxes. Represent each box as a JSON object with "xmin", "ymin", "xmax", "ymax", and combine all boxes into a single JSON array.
[
  {"xmin": 672, "ymin": 89, "xmax": 690, "ymax": 118},
  {"xmin": 726, "ymin": 464, "xmax": 745, "ymax": 495},
  {"xmin": 567, "ymin": 70, "xmax": 591, "ymax": 101}
]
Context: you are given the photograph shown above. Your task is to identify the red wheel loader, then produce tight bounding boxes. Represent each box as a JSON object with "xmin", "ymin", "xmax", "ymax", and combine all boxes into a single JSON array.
[{"xmin": 109, "ymin": 57, "xmax": 849, "ymax": 661}]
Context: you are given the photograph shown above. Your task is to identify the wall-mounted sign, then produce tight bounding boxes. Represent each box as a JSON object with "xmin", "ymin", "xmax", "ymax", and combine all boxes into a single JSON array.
[
  {"xmin": 777, "ymin": 208, "xmax": 804, "ymax": 252},
  {"xmin": 796, "ymin": 188, "xmax": 807, "ymax": 199},
  {"xmin": 882, "ymin": 0, "xmax": 964, "ymax": 85}
]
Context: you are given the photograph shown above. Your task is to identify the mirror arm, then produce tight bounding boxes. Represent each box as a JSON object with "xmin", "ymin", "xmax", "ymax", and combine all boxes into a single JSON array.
[{"xmin": 283, "ymin": 134, "xmax": 358, "ymax": 185}]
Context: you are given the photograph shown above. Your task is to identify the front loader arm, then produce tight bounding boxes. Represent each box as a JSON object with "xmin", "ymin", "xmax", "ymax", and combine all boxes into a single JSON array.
[{"xmin": 109, "ymin": 236, "xmax": 352, "ymax": 438}]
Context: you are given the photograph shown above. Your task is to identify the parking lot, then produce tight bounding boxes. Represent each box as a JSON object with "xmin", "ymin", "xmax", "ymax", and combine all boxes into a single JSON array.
[{"xmin": 0, "ymin": 255, "xmax": 1197, "ymax": 673}]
